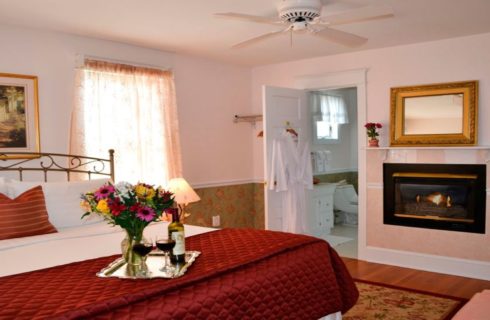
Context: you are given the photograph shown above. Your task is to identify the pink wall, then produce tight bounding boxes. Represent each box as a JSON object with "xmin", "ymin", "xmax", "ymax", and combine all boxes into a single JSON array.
[
  {"xmin": 0, "ymin": 25, "xmax": 253, "ymax": 187},
  {"xmin": 173, "ymin": 55, "xmax": 252, "ymax": 185},
  {"xmin": 251, "ymin": 32, "xmax": 490, "ymax": 263}
]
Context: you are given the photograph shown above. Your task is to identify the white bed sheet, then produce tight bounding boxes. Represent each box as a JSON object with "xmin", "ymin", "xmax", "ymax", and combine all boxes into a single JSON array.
[{"xmin": 0, "ymin": 221, "xmax": 216, "ymax": 277}]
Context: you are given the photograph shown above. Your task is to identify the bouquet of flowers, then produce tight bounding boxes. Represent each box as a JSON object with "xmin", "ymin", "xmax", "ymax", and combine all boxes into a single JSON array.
[
  {"xmin": 365, "ymin": 122, "xmax": 382, "ymax": 140},
  {"xmin": 81, "ymin": 181, "xmax": 174, "ymax": 241}
]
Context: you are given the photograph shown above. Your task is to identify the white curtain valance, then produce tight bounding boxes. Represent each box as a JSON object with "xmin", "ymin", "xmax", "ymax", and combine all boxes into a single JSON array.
[{"xmin": 311, "ymin": 93, "xmax": 349, "ymax": 124}]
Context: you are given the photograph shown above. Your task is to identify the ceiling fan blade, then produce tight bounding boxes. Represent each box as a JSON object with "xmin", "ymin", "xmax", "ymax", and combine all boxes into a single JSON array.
[
  {"xmin": 310, "ymin": 27, "xmax": 367, "ymax": 47},
  {"xmin": 214, "ymin": 12, "xmax": 282, "ymax": 26},
  {"xmin": 232, "ymin": 28, "xmax": 290, "ymax": 49},
  {"xmin": 318, "ymin": 6, "xmax": 394, "ymax": 26}
]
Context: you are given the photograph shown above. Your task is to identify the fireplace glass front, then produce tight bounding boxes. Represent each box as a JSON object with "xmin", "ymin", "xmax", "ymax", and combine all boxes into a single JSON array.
[{"xmin": 384, "ymin": 163, "xmax": 486, "ymax": 233}]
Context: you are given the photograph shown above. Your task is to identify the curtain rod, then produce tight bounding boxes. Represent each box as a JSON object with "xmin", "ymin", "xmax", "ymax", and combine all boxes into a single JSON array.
[{"xmin": 75, "ymin": 54, "xmax": 171, "ymax": 71}]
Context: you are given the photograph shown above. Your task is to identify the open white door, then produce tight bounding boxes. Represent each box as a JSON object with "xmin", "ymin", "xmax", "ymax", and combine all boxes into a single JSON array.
[{"xmin": 263, "ymin": 85, "xmax": 310, "ymax": 232}]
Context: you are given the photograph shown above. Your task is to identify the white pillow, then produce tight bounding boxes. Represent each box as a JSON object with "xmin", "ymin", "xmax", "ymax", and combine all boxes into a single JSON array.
[
  {"xmin": 7, "ymin": 179, "xmax": 110, "ymax": 229},
  {"xmin": 0, "ymin": 177, "xmax": 9, "ymax": 195}
]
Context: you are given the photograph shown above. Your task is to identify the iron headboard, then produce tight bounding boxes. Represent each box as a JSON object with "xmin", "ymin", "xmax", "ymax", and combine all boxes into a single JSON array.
[{"xmin": 0, "ymin": 149, "xmax": 115, "ymax": 182}]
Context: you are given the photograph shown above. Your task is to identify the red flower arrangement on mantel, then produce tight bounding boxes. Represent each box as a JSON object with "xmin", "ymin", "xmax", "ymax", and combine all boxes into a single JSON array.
[{"xmin": 365, "ymin": 122, "xmax": 382, "ymax": 147}]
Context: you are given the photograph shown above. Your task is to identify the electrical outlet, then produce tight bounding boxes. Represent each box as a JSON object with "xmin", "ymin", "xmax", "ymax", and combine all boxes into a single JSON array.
[{"xmin": 212, "ymin": 215, "xmax": 220, "ymax": 227}]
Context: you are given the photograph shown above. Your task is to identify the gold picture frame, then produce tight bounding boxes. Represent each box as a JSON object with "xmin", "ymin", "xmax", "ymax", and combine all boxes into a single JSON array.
[
  {"xmin": 0, "ymin": 73, "xmax": 40, "ymax": 158},
  {"xmin": 390, "ymin": 81, "xmax": 478, "ymax": 146}
]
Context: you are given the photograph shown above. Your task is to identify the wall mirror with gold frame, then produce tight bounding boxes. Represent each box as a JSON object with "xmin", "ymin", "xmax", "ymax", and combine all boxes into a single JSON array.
[{"xmin": 390, "ymin": 81, "xmax": 478, "ymax": 146}]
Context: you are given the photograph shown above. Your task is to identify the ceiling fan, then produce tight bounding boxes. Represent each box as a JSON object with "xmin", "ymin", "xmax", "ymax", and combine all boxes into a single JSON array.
[{"xmin": 215, "ymin": 0, "xmax": 394, "ymax": 48}]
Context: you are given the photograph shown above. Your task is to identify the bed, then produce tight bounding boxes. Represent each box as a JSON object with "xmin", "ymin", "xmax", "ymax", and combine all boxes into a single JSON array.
[{"xmin": 0, "ymin": 151, "xmax": 358, "ymax": 319}]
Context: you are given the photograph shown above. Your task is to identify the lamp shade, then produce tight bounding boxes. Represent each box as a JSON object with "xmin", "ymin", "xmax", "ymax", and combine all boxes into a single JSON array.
[{"xmin": 167, "ymin": 178, "xmax": 200, "ymax": 205}]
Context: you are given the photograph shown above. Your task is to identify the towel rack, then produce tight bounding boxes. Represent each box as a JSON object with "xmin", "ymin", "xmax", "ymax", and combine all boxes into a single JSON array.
[{"xmin": 233, "ymin": 114, "xmax": 263, "ymax": 126}]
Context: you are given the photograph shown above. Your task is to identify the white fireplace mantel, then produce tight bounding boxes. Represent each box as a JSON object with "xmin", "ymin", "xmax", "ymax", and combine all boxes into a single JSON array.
[
  {"xmin": 365, "ymin": 146, "xmax": 490, "ymax": 150},
  {"xmin": 365, "ymin": 146, "xmax": 490, "ymax": 163}
]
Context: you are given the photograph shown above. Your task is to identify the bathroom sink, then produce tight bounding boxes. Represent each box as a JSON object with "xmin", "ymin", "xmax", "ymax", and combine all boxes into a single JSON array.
[{"xmin": 313, "ymin": 182, "xmax": 338, "ymax": 191}]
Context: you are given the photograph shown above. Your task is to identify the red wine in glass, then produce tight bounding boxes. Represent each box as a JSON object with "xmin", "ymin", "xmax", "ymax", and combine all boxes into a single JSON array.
[
  {"xmin": 132, "ymin": 243, "xmax": 153, "ymax": 257},
  {"xmin": 156, "ymin": 239, "xmax": 176, "ymax": 252},
  {"xmin": 156, "ymin": 238, "xmax": 176, "ymax": 274}
]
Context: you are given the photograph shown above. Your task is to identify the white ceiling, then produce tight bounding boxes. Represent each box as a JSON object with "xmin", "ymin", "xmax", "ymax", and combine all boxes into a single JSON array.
[{"xmin": 1, "ymin": 0, "xmax": 490, "ymax": 66}]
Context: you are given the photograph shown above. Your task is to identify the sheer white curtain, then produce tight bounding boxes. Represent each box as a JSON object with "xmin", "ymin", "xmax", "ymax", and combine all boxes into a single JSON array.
[
  {"xmin": 312, "ymin": 93, "xmax": 349, "ymax": 124},
  {"xmin": 70, "ymin": 59, "xmax": 182, "ymax": 185}
]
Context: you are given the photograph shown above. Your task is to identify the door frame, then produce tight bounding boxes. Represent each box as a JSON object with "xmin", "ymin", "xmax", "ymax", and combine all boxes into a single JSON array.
[{"xmin": 294, "ymin": 69, "xmax": 368, "ymax": 259}]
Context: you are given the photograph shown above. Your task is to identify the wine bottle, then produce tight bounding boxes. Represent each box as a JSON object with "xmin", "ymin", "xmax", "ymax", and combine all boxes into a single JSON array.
[{"xmin": 168, "ymin": 208, "xmax": 186, "ymax": 263}]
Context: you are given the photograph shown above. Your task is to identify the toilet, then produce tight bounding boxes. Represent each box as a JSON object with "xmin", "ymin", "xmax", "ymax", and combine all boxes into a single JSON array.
[{"xmin": 334, "ymin": 184, "xmax": 358, "ymax": 225}]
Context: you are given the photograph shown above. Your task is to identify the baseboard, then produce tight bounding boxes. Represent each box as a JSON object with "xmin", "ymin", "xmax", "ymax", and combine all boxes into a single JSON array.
[{"xmin": 361, "ymin": 245, "xmax": 490, "ymax": 280}]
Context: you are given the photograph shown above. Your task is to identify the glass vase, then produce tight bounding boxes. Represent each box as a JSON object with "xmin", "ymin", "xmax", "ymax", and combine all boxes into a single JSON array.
[{"xmin": 121, "ymin": 230, "xmax": 146, "ymax": 266}]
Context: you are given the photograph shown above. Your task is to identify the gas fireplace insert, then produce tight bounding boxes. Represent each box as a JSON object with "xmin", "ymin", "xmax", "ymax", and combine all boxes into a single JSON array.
[{"xmin": 383, "ymin": 163, "xmax": 486, "ymax": 234}]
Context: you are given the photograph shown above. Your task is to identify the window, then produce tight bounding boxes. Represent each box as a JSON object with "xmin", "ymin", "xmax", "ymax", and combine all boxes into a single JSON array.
[
  {"xmin": 70, "ymin": 59, "xmax": 182, "ymax": 185},
  {"xmin": 316, "ymin": 122, "xmax": 339, "ymax": 140},
  {"xmin": 311, "ymin": 92, "xmax": 348, "ymax": 143}
]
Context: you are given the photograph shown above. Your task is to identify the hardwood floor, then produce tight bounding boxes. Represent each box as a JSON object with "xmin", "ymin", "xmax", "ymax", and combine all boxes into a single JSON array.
[{"xmin": 342, "ymin": 257, "xmax": 490, "ymax": 300}]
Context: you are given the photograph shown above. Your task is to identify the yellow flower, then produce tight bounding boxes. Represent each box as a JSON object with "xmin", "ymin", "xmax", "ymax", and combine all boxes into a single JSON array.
[
  {"xmin": 135, "ymin": 184, "xmax": 156, "ymax": 200},
  {"xmin": 96, "ymin": 199, "xmax": 110, "ymax": 214}
]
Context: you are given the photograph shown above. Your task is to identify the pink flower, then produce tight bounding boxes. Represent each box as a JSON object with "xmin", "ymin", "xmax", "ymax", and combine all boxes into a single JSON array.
[
  {"xmin": 94, "ymin": 185, "xmax": 115, "ymax": 200},
  {"xmin": 136, "ymin": 206, "xmax": 156, "ymax": 222}
]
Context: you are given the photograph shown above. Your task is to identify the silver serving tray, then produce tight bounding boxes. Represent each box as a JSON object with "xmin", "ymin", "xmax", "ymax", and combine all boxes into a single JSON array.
[{"xmin": 96, "ymin": 250, "xmax": 201, "ymax": 279}]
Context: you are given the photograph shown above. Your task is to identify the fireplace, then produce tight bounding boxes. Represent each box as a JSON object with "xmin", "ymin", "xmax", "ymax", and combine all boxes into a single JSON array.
[{"xmin": 383, "ymin": 163, "xmax": 486, "ymax": 234}]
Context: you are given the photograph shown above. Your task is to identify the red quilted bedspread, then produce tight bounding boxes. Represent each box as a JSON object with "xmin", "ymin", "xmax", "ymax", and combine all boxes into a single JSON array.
[{"xmin": 0, "ymin": 228, "xmax": 358, "ymax": 319}]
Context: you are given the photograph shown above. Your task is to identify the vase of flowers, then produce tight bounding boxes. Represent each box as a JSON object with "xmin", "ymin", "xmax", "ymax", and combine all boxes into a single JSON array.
[
  {"xmin": 81, "ymin": 182, "xmax": 174, "ymax": 265},
  {"xmin": 120, "ymin": 231, "xmax": 154, "ymax": 267},
  {"xmin": 365, "ymin": 122, "xmax": 382, "ymax": 147}
]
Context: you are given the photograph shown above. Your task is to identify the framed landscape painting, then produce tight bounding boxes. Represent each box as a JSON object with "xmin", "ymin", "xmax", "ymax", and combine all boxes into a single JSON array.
[{"xmin": 0, "ymin": 73, "xmax": 40, "ymax": 158}]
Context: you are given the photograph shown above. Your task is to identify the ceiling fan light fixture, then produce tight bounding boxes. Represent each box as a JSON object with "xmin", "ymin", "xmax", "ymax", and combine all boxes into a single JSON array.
[
  {"xmin": 277, "ymin": 0, "xmax": 322, "ymax": 22},
  {"xmin": 292, "ymin": 20, "xmax": 308, "ymax": 31}
]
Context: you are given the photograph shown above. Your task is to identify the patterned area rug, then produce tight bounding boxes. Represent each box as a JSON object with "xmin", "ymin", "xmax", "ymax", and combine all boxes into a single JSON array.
[{"xmin": 344, "ymin": 280, "xmax": 467, "ymax": 320}]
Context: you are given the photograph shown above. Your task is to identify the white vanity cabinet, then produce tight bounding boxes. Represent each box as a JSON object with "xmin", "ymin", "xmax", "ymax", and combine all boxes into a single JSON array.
[{"xmin": 311, "ymin": 183, "xmax": 336, "ymax": 236}]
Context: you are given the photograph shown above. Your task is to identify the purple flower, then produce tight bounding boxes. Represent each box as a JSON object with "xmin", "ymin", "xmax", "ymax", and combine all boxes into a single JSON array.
[
  {"xmin": 136, "ymin": 206, "xmax": 156, "ymax": 222},
  {"xmin": 94, "ymin": 185, "xmax": 115, "ymax": 200}
]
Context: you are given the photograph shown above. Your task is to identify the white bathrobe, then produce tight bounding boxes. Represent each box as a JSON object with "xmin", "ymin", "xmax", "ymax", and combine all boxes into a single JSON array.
[{"xmin": 269, "ymin": 131, "xmax": 313, "ymax": 234}]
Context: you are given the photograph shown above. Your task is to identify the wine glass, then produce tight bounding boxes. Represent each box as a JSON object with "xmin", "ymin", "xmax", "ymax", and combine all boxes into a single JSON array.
[
  {"xmin": 132, "ymin": 239, "xmax": 153, "ymax": 261},
  {"xmin": 131, "ymin": 239, "xmax": 153, "ymax": 277},
  {"xmin": 156, "ymin": 237, "xmax": 176, "ymax": 275}
]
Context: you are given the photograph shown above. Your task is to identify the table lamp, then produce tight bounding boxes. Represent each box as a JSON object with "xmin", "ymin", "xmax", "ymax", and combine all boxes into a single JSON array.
[{"xmin": 167, "ymin": 178, "xmax": 200, "ymax": 222}]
